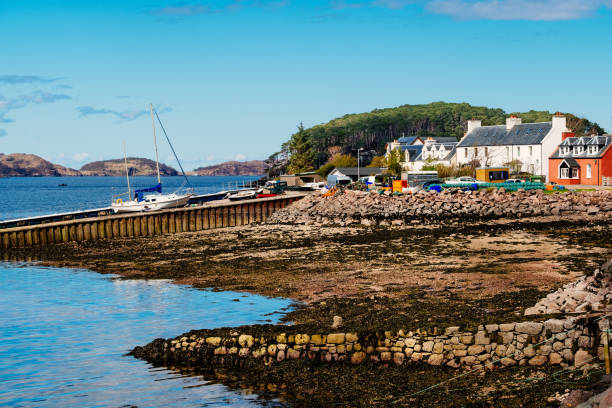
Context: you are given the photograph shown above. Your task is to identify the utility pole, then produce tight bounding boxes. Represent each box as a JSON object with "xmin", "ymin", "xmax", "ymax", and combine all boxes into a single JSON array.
[{"xmin": 357, "ymin": 147, "xmax": 364, "ymax": 181}]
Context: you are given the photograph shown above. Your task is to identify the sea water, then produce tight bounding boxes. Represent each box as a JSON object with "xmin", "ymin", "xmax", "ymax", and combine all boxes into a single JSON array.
[
  {"xmin": 0, "ymin": 175, "xmax": 261, "ymax": 221},
  {"xmin": 0, "ymin": 263, "xmax": 291, "ymax": 407}
]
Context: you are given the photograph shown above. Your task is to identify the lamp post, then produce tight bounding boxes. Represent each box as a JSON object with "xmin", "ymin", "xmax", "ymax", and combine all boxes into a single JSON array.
[{"xmin": 357, "ymin": 148, "xmax": 364, "ymax": 181}]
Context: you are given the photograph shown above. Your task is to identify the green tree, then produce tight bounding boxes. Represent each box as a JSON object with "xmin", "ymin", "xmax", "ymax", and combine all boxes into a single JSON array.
[
  {"xmin": 386, "ymin": 148, "xmax": 402, "ymax": 177},
  {"xmin": 367, "ymin": 155, "xmax": 387, "ymax": 168},
  {"xmin": 287, "ymin": 122, "xmax": 316, "ymax": 174}
]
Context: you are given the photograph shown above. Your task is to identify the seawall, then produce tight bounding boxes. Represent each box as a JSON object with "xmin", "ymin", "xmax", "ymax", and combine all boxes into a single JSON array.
[{"xmin": 0, "ymin": 195, "xmax": 305, "ymax": 250}]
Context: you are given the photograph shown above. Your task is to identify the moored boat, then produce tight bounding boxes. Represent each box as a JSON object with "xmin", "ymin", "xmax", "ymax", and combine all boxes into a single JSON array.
[{"xmin": 111, "ymin": 104, "xmax": 194, "ymax": 213}]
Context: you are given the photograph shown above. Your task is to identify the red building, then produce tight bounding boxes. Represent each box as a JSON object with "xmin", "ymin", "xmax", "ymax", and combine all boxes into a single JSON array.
[{"xmin": 549, "ymin": 134, "xmax": 612, "ymax": 186}]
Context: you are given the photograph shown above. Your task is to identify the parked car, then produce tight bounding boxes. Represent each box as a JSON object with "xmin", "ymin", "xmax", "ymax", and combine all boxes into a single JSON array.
[
  {"xmin": 449, "ymin": 176, "xmax": 484, "ymax": 184},
  {"xmin": 422, "ymin": 179, "xmax": 443, "ymax": 189},
  {"xmin": 505, "ymin": 178, "xmax": 525, "ymax": 183}
]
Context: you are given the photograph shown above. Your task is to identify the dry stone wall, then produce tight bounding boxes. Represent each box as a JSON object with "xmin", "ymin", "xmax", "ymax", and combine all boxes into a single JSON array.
[
  {"xmin": 267, "ymin": 189, "xmax": 612, "ymax": 226},
  {"xmin": 134, "ymin": 316, "xmax": 609, "ymax": 372}
]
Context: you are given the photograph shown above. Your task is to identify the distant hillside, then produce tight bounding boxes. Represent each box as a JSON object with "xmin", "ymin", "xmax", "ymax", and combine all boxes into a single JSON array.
[
  {"xmin": 80, "ymin": 157, "xmax": 178, "ymax": 177},
  {"xmin": 191, "ymin": 160, "xmax": 265, "ymax": 176},
  {"xmin": 0, "ymin": 153, "xmax": 80, "ymax": 177},
  {"xmin": 282, "ymin": 101, "xmax": 606, "ymax": 167}
]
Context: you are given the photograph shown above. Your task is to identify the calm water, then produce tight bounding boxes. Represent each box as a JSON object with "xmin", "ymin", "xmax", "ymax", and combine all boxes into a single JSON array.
[
  {"xmin": 0, "ymin": 263, "xmax": 292, "ymax": 407},
  {"xmin": 0, "ymin": 176, "xmax": 261, "ymax": 221}
]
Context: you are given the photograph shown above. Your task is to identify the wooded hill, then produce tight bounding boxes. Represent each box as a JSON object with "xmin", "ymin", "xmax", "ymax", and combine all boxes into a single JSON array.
[{"xmin": 284, "ymin": 102, "xmax": 605, "ymax": 167}]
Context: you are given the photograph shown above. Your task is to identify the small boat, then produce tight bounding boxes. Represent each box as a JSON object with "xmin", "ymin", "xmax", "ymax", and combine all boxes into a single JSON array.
[
  {"xmin": 112, "ymin": 104, "xmax": 194, "ymax": 213},
  {"xmin": 227, "ymin": 189, "xmax": 258, "ymax": 201},
  {"xmin": 58, "ymin": 183, "xmax": 68, "ymax": 187}
]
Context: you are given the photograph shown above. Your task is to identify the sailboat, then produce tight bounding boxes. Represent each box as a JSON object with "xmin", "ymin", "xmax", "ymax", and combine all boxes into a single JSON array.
[{"xmin": 111, "ymin": 104, "xmax": 195, "ymax": 213}]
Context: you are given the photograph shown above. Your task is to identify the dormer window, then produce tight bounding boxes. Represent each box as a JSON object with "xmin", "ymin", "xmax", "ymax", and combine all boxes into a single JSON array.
[
  {"xmin": 588, "ymin": 145, "xmax": 598, "ymax": 155},
  {"xmin": 573, "ymin": 146, "xmax": 584, "ymax": 155},
  {"xmin": 560, "ymin": 147, "xmax": 570, "ymax": 156}
]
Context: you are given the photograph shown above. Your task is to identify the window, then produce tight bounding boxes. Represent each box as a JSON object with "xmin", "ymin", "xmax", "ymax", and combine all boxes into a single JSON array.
[
  {"xmin": 464, "ymin": 148, "xmax": 468, "ymax": 158},
  {"xmin": 561, "ymin": 147, "xmax": 570, "ymax": 156},
  {"xmin": 586, "ymin": 164, "xmax": 592, "ymax": 178},
  {"xmin": 517, "ymin": 146, "xmax": 521, "ymax": 156},
  {"xmin": 588, "ymin": 146, "xmax": 598, "ymax": 155},
  {"xmin": 484, "ymin": 147, "xmax": 488, "ymax": 156},
  {"xmin": 529, "ymin": 146, "xmax": 533, "ymax": 156},
  {"xmin": 571, "ymin": 168, "xmax": 578, "ymax": 178},
  {"xmin": 506, "ymin": 146, "xmax": 510, "ymax": 157},
  {"xmin": 573, "ymin": 146, "xmax": 584, "ymax": 155},
  {"xmin": 560, "ymin": 168, "xmax": 569, "ymax": 178},
  {"xmin": 474, "ymin": 147, "xmax": 478, "ymax": 156}
]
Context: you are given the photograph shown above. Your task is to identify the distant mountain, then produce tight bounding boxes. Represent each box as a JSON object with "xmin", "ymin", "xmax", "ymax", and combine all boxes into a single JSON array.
[
  {"xmin": 80, "ymin": 157, "xmax": 178, "ymax": 177},
  {"xmin": 0, "ymin": 153, "xmax": 81, "ymax": 177},
  {"xmin": 191, "ymin": 160, "xmax": 265, "ymax": 176}
]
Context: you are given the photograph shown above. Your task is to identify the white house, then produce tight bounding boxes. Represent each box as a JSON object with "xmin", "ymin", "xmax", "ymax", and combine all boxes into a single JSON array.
[
  {"xmin": 456, "ymin": 113, "xmax": 569, "ymax": 180},
  {"xmin": 386, "ymin": 136, "xmax": 458, "ymax": 171}
]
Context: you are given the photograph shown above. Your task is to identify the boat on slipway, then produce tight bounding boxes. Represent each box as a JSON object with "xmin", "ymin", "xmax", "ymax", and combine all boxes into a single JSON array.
[{"xmin": 112, "ymin": 105, "xmax": 194, "ymax": 213}]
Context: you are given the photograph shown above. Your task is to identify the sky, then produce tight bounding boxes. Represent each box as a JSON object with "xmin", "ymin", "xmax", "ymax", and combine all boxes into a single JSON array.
[{"xmin": 1, "ymin": 0, "xmax": 611, "ymax": 171}]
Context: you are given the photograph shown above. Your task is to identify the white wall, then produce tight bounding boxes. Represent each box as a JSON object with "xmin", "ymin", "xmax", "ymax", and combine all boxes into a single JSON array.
[{"xmin": 456, "ymin": 144, "xmax": 543, "ymax": 174}]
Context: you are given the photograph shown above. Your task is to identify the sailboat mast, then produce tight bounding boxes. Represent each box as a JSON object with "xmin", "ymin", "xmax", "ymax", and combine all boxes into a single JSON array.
[
  {"xmin": 123, "ymin": 141, "xmax": 131, "ymax": 199},
  {"xmin": 150, "ymin": 103, "xmax": 161, "ymax": 184}
]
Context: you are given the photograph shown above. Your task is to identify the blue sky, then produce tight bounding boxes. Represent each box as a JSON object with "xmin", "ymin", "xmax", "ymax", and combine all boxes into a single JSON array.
[{"xmin": 1, "ymin": 0, "xmax": 611, "ymax": 170}]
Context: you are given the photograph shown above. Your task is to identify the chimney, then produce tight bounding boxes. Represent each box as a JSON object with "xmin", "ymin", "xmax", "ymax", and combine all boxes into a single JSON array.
[
  {"xmin": 467, "ymin": 119, "xmax": 481, "ymax": 134},
  {"xmin": 552, "ymin": 112, "xmax": 567, "ymax": 130},
  {"xmin": 506, "ymin": 114, "xmax": 522, "ymax": 130},
  {"xmin": 562, "ymin": 131, "xmax": 574, "ymax": 141}
]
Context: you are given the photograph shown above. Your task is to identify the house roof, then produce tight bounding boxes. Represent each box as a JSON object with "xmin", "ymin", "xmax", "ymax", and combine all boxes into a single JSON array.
[
  {"xmin": 431, "ymin": 136, "xmax": 459, "ymax": 143},
  {"xmin": 332, "ymin": 167, "xmax": 386, "ymax": 176},
  {"xmin": 457, "ymin": 122, "xmax": 552, "ymax": 147},
  {"xmin": 550, "ymin": 135, "xmax": 612, "ymax": 159},
  {"xmin": 402, "ymin": 145, "xmax": 424, "ymax": 162},
  {"xmin": 559, "ymin": 158, "xmax": 580, "ymax": 168},
  {"xmin": 397, "ymin": 136, "xmax": 419, "ymax": 144}
]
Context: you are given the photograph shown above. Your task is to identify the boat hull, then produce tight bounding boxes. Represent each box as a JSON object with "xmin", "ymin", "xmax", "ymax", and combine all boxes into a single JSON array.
[{"xmin": 111, "ymin": 194, "xmax": 192, "ymax": 213}]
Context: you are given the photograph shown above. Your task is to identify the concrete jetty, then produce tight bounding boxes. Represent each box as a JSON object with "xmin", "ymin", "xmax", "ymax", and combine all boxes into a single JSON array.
[{"xmin": 0, "ymin": 194, "xmax": 305, "ymax": 250}]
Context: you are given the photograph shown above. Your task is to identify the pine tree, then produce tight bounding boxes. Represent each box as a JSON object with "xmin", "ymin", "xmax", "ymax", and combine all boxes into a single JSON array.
[{"xmin": 287, "ymin": 122, "xmax": 316, "ymax": 173}]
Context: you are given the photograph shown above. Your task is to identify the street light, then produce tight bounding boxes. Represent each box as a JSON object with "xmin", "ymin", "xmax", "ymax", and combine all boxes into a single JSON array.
[{"xmin": 357, "ymin": 148, "xmax": 364, "ymax": 181}]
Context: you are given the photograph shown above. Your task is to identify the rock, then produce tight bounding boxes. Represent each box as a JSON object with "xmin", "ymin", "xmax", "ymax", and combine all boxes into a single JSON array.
[
  {"xmin": 214, "ymin": 346, "xmax": 227, "ymax": 355},
  {"xmin": 485, "ymin": 324, "xmax": 499, "ymax": 333},
  {"xmin": 467, "ymin": 345, "xmax": 485, "ymax": 355},
  {"xmin": 393, "ymin": 352, "xmax": 405, "ymax": 365},
  {"xmin": 516, "ymin": 322, "xmax": 543, "ymax": 335},
  {"xmin": 544, "ymin": 319, "xmax": 565, "ymax": 334},
  {"xmin": 574, "ymin": 350, "xmax": 592, "ymax": 368},
  {"xmin": 559, "ymin": 390, "xmax": 593, "ymax": 408},
  {"xmin": 427, "ymin": 353, "xmax": 444, "ymax": 366},
  {"xmin": 499, "ymin": 323, "xmax": 515, "ymax": 332},
  {"xmin": 501, "ymin": 357, "xmax": 517, "ymax": 366},
  {"xmin": 432, "ymin": 342, "xmax": 444, "ymax": 354},
  {"xmin": 311, "ymin": 334, "xmax": 323, "ymax": 345},
  {"xmin": 345, "ymin": 333, "xmax": 359, "ymax": 343},
  {"xmin": 460, "ymin": 335, "xmax": 474, "ymax": 344},
  {"xmin": 422, "ymin": 341, "xmax": 434, "ymax": 352},
  {"xmin": 238, "ymin": 334, "xmax": 254, "ymax": 348},
  {"xmin": 206, "ymin": 337, "xmax": 222, "ymax": 346},
  {"xmin": 528, "ymin": 355, "xmax": 547, "ymax": 366},
  {"xmin": 475, "ymin": 331, "xmax": 490, "ymax": 345},
  {"xmin": 332, "ymin": 315, "xmax": 343, "ymax": 328},
  {"xmin": 276, "ymin": 350, "xmax": 285, "ymax": 362},
  {"xmin": 549, "ymin": 352, "xmax": 563, "ymax": 365},
  {"xmin": 380, "ymin": 352, "xmax": 391, "ymax": 362},
  {"xmin": 444, "ymin": 326, "xmax": 460, "ymax": 335},
  {"xmin": 351, "ymin": 351, "xmax": 366, "ymax": 364},
  {"xmin": 327, "ymin": 333, "xmax": 345, "ymax": 344}
]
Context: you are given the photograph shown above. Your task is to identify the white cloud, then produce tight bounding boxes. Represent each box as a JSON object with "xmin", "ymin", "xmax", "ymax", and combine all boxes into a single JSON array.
[
  {"xmin": 72, "ymin": 152, "xmax": 89, "ymax": 162},
  {"xmin": 76, "ymin": 105, "xmax": 172, "ymax": 121},
  {"xmin": 425, "ymin": 0, "xmax": 612, "ymax": 21},
  {"xmin": 206, "ymin": 155, "xmax": 216, "ymax": 161},
  {"xmin": 235, "ymin": 153, "xmax": 247, "ymax": 161}
]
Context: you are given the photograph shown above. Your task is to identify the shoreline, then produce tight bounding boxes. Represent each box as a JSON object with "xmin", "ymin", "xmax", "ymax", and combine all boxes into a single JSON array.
[{"xmin": 3, "ymin": 204, "xmax": 611, "ymax": 406}]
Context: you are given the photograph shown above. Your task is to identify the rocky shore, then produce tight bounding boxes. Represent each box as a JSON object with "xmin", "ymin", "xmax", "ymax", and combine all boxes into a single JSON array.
[
  {"xmin": 268, "ymin": 189, "xmax": 612, "ymax": 226},
  {"xmin": 6, "ymin": 189, "xmax": 610, "ymax": 407}
]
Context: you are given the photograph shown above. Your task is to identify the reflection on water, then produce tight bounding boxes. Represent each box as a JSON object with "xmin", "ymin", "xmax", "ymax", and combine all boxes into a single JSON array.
[{"xmin": 0, "ymin": 263, "xmax": 291, "ymax": 407}]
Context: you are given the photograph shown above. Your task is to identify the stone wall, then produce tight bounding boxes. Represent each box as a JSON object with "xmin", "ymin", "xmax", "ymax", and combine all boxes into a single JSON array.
[
  {"xmin": 133, "ymin": 316, "xmax": 610, "ymax": 371},
  {"xmin": 267, "ymin": 189, "xmax": 612, "ymax": 226}
]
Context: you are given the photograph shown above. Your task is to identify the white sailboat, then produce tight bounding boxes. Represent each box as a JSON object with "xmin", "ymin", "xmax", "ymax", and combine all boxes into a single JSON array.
[{"xmin": 111, "ymin": 104, "xmax": 194, "ymax": 213}]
